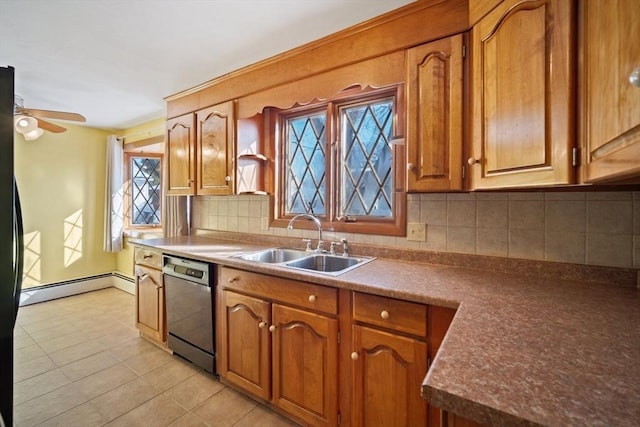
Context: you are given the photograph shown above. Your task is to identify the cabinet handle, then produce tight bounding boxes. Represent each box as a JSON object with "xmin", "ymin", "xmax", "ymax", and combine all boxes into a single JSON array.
[
  {"xmin": 155, "ymin": 284, "xmax": 163, "ymax": 290},
  {"xmin": 630, "ymin": 67, "xmax": 640, "ymax": 88},
  {"xmin": 351, "ymin": 351, "xmax": 359, "ymax": 360},
  {"xmin": 139, "ymin": 274, "xmax": 149, "ymax": 281},
  {"xmin": 143, "ymin": 254, "xmax": 152, "ymax": 259},
  {"xmin": 225, "ymin": 176, "xmax": 231, "ymax": 182},
  {"xmin": 380, "ymin": 310, "xmax": 390, "ymax": 320},
  {"xmin": 308, "ymin": 295, "xmax": 317, "ymax": 303},
  {"xmin": 268, "ymin": 325, "xmax": 276, "ymax": 333},
  {"xmin": 227, "ymin": 276, "xmax": 239, "ymax": 283},
  {"xmin": 258, "ymin": 321, "xmax": 267, "ymax": 329},
  {"xmin": 467, "ymin": 157, "xmax": 480, "ymax": 165}
]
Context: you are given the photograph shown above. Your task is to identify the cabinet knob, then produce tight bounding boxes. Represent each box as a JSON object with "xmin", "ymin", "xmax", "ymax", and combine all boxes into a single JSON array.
[
  {"xmin": 467, "ymin": 157, "xmax": 480, "ymax": 165},
  {"xmin": 407, "ymin": 163, "xmax": 416, "ymax": 172},
  {"xmin": 225, "ymin": 176, "xmax": 231, "ymax": 182},
  {"xmin": 258, "ymin": 321, "xmax": 267, "ymax": 329},
  {"xmin": 380, "ymin": 310, "xmax": 390, "ymax": 320},
  {"xmin": 308, "ymin": 295, "xmax": 317, "ymax": 303},
  {"xmin": 155, "ymin": 284, "xmax": 163, "ymax": 290},
  {"xmin": 630, "ymin": 67, "xmax": 640, "ymax": 88},
  {"xmin": 227, "ymin": 276, "xmax": 239, "ymax": 283},
  {"xmin": 351, "ymin": 351, "xmax": 359, "ymax": 360},
  {"xmin": 188, "ymin": 179, "xmax": 195, "ymax": 184},
  {"xmin": 268, "ymin": 325, "xmax": 276, "ymax": 333}
]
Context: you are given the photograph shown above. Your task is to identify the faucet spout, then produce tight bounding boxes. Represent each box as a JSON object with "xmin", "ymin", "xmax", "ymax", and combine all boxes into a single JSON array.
[{"xmin": 287, "ymin": 214, "xmax": 323, "ymax": 250}]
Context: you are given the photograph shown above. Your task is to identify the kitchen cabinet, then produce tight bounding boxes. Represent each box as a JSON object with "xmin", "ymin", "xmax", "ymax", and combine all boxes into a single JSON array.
[
  {"xmin": 579, "ymin": 0, "xmax": 640, "ymax": 182},
  {"xmin": 218, "ymin": 267, "xmax": 339, "ymax": 426},
  {"xmin": 165, "ymin": 101, "xmax": 235, "ymax": 195},
  {"xmin": 350, "ymin": 292, "xmax": 429, "ymax": 427},
  {"xmin": 468, "ymin": 0, "xmax": 575, "ymax": 189},
  {"xmin": 196, "ymin": 101, "xmax": 235, "ymax": 195},
  {"xmin": 166, "ymin": 113, "xmax": 196, "ymax": 195},
  {"xmin": 134, "ymin": 247, "xmax": 166, "ymax": 345},
  {"xmin": 406, "ymin": 34, "xmax": 465, "ymax": 192}
]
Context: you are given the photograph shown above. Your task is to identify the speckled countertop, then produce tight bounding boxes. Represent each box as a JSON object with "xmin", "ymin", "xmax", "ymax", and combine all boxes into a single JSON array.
[{"xmin": 133, "ymin": 236, "xmax": 640, "ymax": 426}]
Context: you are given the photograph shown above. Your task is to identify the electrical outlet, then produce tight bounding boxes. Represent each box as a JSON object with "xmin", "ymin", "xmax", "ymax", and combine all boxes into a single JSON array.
[{"xmin": 407, "ymin": 223, "xmax": 427, "ymax": 242}]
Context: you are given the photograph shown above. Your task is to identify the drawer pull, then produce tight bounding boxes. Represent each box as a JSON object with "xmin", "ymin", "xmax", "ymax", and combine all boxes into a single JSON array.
[
  {"xmin": 308, "ymin": 294, "xmax": 317, "ymax": 303},
  {"xmin": 227, "ymin": 276, "xmax": 239, "ymax": 284},
  {"xmin": 139, "ymin": 274, "xmax": 149, "ymax": 281},
  {"xmin": 269, "ymin": 325, "xmax": 276, "ymax": 333},
  {"xmin": 258, "ymin": 321, "xmax": 267, "ymax": 329},
  {"xmin": 351, "ymin": 351, "xmax": 359, "ymax": 360},
  {"xmin": 380, "ymin": 310, "xmax": 390, "ymax": 320},
  {"xmin": 143, "ymin": 254, "xmax": 153, "ymax": 259}
]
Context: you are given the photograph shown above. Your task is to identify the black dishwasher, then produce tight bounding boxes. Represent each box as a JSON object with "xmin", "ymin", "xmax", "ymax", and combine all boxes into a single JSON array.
[{"xmin": 162, "ymin": 255, "xmax": 215, "ymax": 373}]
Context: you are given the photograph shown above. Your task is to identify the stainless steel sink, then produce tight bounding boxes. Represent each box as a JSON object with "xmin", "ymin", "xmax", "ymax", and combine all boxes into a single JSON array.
[
  {"xmin": 233, "ymin": 248, "xmax": 309, "ymax": 263},
  {"xmin": 284, "ymin": 254, "xmax": 374, "ymax": 275}
]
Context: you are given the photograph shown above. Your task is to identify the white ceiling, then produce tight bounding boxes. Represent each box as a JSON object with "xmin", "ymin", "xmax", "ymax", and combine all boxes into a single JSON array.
[{"xmin": 0, "ymin": 0, "xmax": 414, "ymax": 130}]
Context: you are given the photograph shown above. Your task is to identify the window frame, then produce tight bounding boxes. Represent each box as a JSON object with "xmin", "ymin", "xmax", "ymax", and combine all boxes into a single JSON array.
[
  {"xmin": 271, "ymin": 85, "xmax": 406, "ymax": 236},
  {"xmin": 124, "ymin": 151, "xmax": 163, "ymax": 231}
]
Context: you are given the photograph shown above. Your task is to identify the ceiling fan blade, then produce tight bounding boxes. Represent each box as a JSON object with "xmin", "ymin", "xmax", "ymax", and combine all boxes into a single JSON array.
[
  {"xmin": 37, "ymin": 118, "xmax": 67, "ymax": 133},
  {"xmin": 16, "ymin": 107, "xmax": 86, "ymax": 123}
]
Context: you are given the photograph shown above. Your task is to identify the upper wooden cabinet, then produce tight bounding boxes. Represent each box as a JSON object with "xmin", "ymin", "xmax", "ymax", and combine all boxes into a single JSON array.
[
  {"xmin": 406, "ymin": 34, "xmax": 465, "ymax": 192},
  {"xmin": 579, "ymin": 0, "xmax": 640, "ymax": 183},
  {"xmin": 196, "ymin": 101, "xmax": 235, "ymax": 195},
  {"xmin": 166, "ymin": 113, "xmax": 196, "ymax": 195},
  {"xmin": 166, "ymin": 101, "xmax": 235, "ymax": 196},
  {"xmin": 468, "ymin": 0, "xmax": 576, "ymax": 189}
]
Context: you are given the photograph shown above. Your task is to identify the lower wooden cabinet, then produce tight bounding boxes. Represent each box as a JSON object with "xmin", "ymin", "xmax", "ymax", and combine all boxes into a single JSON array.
[
  {"xmin": 218, "ymin": 267, "xmax": 339, "ymax": 426},
  {"xmin": 217, "ymin": 266, "xmax": 458, "ymax": 427},
  {"xmin": 134, "ymin": 264, "xmax": 166, "ymax": 344}
]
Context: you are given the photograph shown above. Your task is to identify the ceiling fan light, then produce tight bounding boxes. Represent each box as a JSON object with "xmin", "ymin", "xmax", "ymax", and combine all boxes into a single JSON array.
[
  {"xmin": 23, "ymin": 128, "xmax": 44, "ymax": 141},
  {"xmin": 14, "ymin": 115, "xmax": 38, "ymax": 133}
]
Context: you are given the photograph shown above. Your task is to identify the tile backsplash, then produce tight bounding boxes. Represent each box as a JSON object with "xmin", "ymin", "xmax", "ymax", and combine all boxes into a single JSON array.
[{"xmin": 193, "ymin": 191, "xmax": 640, "ymax": 269}]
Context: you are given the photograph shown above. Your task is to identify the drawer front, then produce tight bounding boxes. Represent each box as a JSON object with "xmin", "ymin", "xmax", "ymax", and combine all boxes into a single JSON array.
[
  {"xmin": 219, "ymin": 267, "xmax": 337, "ymax": 315},
  {"xmin": 353, "ymin": 292, "xmax": 427, "ymax": 337},
  {"xmin": 134, "ymin": 247, "xmax": 162, "ymax": 269}
]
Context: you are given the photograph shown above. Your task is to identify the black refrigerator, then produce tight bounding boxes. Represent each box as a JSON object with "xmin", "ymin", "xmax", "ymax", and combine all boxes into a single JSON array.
[{"xmin": 1, "ymin": 66, "xmax": 25, "ymax": 426}]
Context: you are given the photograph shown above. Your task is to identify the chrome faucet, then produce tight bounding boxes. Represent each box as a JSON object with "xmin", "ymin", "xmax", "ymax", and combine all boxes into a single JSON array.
[{"xmin": 287, "ymin": 213, "xmax": 324, "ymax": 252}]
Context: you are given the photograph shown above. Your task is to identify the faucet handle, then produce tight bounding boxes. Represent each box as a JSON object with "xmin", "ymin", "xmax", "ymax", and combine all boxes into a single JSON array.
[
  {"xmin": 340, "ymin": 238, "xmax": 349, "ymax": 256},
  {"xmin": 329, "ymin": 241, "xmax": 340, "ymax": 255},
  {"xmin": 302, "ymin": 238, "xmax": 313, "ymax": 252}
]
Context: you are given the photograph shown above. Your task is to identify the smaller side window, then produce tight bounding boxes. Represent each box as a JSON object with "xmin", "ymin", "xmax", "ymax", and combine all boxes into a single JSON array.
[{"xmin": 125, "ymin": 153, "xmax": 162, "ymax": 228}]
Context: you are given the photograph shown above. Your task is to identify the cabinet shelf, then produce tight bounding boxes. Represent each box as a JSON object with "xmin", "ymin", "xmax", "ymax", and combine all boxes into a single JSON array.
[{"xmin": 238, "ymin": 153, "xmax": 268, "ymax": 162}]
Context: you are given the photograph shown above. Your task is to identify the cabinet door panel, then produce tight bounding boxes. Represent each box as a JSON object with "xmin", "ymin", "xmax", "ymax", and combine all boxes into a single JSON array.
[
  {"xmin": 470, "ymin": 0, "xmax": 574, "ymax": 188},
  {"xmin": 272, "ymin": 304, "xmax": 338, "ymax": 426},
  {"xmin": 219, "ymin": 290, "xmax": 271, "ymax": 400},
  {"xmin": 166, "ymin": 113, "xmax": 195, "ymax": 195},
  {"xmin": 581, "ymin": 0, "xmax": 640, "ymax": 182},
  {"xmin": 407, "ymin": 34, "xmax": 464, "ymax": 192},
  {"xmin": 352, "ymin": 325, "xmax": 428, "ymax": 427},
  {"xmin": 196, "ymin": 101, "xmax": 235, "ymax": 195},
  {"xmin": 135, "ymin": 265, "xmax": 165, "ymax": 343}
]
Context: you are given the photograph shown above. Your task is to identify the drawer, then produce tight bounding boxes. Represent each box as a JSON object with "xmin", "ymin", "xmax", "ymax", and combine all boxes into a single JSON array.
[
  {"xmin": 219, "ymin": 267, "xmax": 337, "ymax": 315},
  {"xmin": 134, "ymin": 247, "xmax": 162, "ymax": 269},
  {"xmin": 353, "ymin": 292, "xmax": 427, "ymax": 337}
]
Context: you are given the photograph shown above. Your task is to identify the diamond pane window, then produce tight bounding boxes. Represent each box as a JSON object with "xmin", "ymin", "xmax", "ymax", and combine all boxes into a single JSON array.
[
  {"xmin": 341, "ymin": 99, "xmax": 393, "ymax": 217},
  {"xmin": 131, "ymin": 157, "xmax": 161, "ymax": 225},
  {"xmin": 285, "ymin": 113, "xmax": 327, "ymax": 215}
]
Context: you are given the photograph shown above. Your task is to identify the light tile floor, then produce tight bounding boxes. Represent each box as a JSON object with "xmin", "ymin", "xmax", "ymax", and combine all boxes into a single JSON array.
[{"xmin": 13, "ymin": 288, "xmax": 299, "ymax": 427}]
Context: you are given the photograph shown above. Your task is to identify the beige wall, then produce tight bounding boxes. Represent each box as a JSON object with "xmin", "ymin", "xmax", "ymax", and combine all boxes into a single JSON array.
[
  {"xmin": 193, "ymin": 191, "xmax": 640, "ymax": 269},
  {"xmin": 15, "ymin": 124, "xmax": 117, "ymax": 287}
]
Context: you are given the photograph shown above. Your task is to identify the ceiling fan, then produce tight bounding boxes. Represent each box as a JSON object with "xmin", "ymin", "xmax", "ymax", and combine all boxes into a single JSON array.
[{"xmin": 14, "ymin": 95, "xmax": 86, "ymax": 140}]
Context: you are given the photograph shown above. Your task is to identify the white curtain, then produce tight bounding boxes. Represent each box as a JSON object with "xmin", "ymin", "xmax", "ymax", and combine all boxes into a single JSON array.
[
  {"xmin": 163, "ymin": 195, "xmax": 188, "ymax": 237},
  {"xmin": 104, "ymin": 135, "xmax": 124, "ymax": 252}
]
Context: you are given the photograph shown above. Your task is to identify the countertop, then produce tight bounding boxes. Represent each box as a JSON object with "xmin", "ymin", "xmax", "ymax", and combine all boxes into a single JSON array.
[{"xmin": 133, "ymin": 236, "xmax": 640, "ymax": 426}]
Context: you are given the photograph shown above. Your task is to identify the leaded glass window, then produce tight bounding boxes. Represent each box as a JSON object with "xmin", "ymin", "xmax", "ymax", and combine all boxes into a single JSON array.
[
  {"xmin": 131, "ymin": 157, "xmax": 161, "ymax": 225},
  {"xmin": 340, "ymin": 98, "xmax": 393, "ymax": 217}
]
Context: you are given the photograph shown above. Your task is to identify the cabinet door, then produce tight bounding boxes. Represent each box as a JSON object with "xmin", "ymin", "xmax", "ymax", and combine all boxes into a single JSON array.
[
  {"xmin": 581, "ymin": 0, "xmax": 640, "ymax": 182},
  {"xmin": 428, "ymin": 306, "xmax": 457, "ymax": 427},
  {"xmin": 196, "ymin": 101, "xmax": 235, "ymax": 195},
  {"xmin": 469, "ymin": 0, "xmax": 575, "ymax": 189},
  {"xmin": 219, "ymin": 290, "xmax": 271, "ymax": 400},
  {"xmin": 407, "ymin": 34, "xmax": 464, "ymax": 192},
  {"xmin": 135, "ymin": 265, "xmax": 165, "ymax": 343},
  {"xmin": 272, "ymin": 304, "xmax": 338, "ymax": 427},
  {"xmin": 352, "ymin": 325, "xmax": 428, "ymax": 427},
  {"xmin": 166, "ymin": 113, "xmax": 196, "ymax": 195}
]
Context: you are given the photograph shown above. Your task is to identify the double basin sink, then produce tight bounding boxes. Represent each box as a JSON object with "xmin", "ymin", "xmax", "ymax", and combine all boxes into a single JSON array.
[{"xmin": 233, "ymin": 247, "xmax": 374, "ymax": 275}]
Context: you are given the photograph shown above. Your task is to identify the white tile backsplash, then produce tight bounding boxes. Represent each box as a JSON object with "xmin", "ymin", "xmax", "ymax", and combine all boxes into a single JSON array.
[{"xmin": 193, "ymin": 191, "xmax": 640, "ymax": 269}]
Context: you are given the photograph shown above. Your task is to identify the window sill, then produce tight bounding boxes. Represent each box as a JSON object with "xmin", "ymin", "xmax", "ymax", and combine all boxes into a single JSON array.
[{"xmin": 124, "ymin": 229, "xmax": 163, "ymax": 240}]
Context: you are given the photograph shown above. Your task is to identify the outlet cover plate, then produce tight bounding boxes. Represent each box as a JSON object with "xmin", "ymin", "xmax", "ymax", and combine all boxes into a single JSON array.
[{"xmin": 407, "ymin": 223, "xmax": 427, "ymax": 242}]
